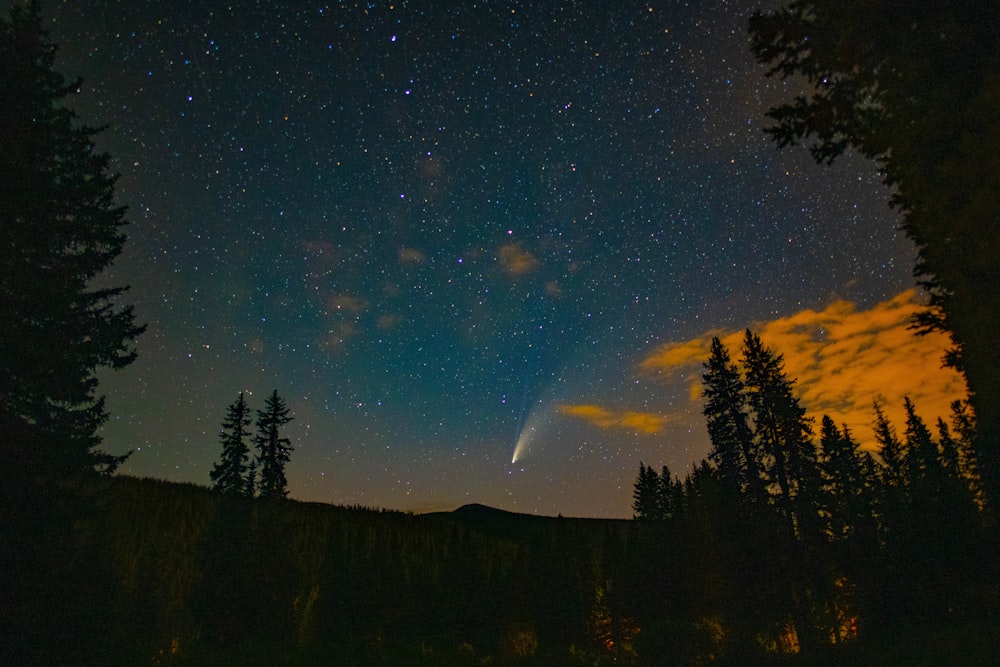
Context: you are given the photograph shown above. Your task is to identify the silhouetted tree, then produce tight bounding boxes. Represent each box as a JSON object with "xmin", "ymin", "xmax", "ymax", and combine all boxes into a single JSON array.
[
  {"xmin": 0, "ymin": 7, "xmax": 144, "ymax": 661},
  {"xmin": 0, "ymin": 0, "xmax": 143, "ymax": 481},
  {"xmin": 949, "ymin": 399, "xmax": 983, "ymax": 506},
  {"xmin": 901, "ymin": 397, "xmax": 942, "ymax": 498},
  {"xmin": 632, "ymin": 462, "xmax": 662, "ymax": 521},
  {"xmin": 702, "ymin": 336, "xmax": 760, "ymax": 501},
  {"xmin": 748, "ymin": 0, "xmax": 1000, "ymax": 505},
  {"xmin": 255, "ymin": 390, "xmax": 294, "ymax": 499},
  {"xmin": 741, "ymin": 330, "xmax": 820, "ymax": 538},
  {"xmin": 210, "ymin": 392, "xmax": 253, "ymax": 495},
  {"xmin": 741, "ymin": 330, "xmax": 826, "ymax": 652}
]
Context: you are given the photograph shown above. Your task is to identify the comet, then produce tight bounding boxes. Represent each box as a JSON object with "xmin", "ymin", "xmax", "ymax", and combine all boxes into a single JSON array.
[{"xmin": 511, "ymin": 402, "xmax": 546, "ymax": 463}]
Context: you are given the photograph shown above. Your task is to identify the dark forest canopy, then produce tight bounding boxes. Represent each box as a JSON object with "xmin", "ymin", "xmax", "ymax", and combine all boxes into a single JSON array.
[
  {"xmin": 748, "ymin": 0, "xmax": 1000, "ymax": 505},
  {"xmin": 632, "ymin": 330, "xmax": 993, "ymax": 661}
]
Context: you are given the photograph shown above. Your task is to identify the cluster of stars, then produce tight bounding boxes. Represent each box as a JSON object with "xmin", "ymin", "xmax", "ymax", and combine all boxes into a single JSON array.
[{"xmin": 49, "ymin": 0, "xmax": 912, "ymax": 517}]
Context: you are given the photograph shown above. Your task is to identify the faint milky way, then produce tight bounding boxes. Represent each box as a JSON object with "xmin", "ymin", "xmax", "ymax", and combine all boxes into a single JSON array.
[{"xmin": 47, "ymin": 0, "xmax": 956, "ymax": 517}]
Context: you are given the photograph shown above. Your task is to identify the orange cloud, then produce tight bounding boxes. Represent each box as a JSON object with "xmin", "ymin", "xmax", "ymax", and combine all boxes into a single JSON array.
[
  {"xmin": 320, "ymin": 322, "xmax": 358, "ymax": 351},
  {"xmin": 558, "ymin": 404, "xmax": 667, "ymax": 434},
  {"xmin": 399, "ymin": 247, "xmax": 426, "ymax": 264},
  {"xmin": 327, "ymin": 294, "xmax": 368, "ymax": 314},
  {"xmin": 498, "ymin": 243, "xmax": 540, "ymax": 275},
  {"xmin": 640, "ymin": 289, "xmax": 968, "ymax": 446},
  {"xmin": 377, "ymin": 313, "xmax": 403, "ymax": 330}
]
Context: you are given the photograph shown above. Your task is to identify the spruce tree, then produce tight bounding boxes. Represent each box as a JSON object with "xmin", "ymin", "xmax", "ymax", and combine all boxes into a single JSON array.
[
  {"xmin": 210, "ymin": 392, "xmax": 252, "ymax": 495},
  {"xmin": 1, "ymin": 0, "xmax": 143, "ymax": 480},
  {"xmin": 632, "ymin": 462, "xmax": 661, "ymax": 520},
  {"xmin": 872, "ymin": 401, "xmax": 905, "ymax": 488},
  {"xmin": 741, "ymin": 329, "xmax": 819, "ymax": 535},
  {"xmin": 702, "ymin": 336, "xmax": 760, "ymax": 500},
  {"xmin": 254, "ymin": 389, "xmax": 294, "ymax": 499}
]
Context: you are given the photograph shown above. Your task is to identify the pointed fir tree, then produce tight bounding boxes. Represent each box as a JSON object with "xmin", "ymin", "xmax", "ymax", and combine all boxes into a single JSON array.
[
  {"xmin": 741, "ymin": 329, "xmax": 819, "ymax": 534},
  {"xmin": 210, "ymin": 392, "xmax": 252, "ymax": 495},
  {"xmin": 872, "ymin": 401, "xmax": 904, "ymax": 486},
  {"xmin": 1, "ymin": 1, "xmax": 144, "ymax": 481},
  {"xmin": 818, "ymin": 416, "xmax": 874, "ymax": 541},
  {"xmin": 658, "ymin": 465, "xmax": 680, "ymax": 521},
  {"xmin": 901, "ymin": 397, "xmax": 942, "ymax": 497},
  {"xmin": 254, "ymin": 389, "xmax": 294, "ymax": 499},
  {"xmin": 702, "ymin": 336, "xmax": 760, "ymax": 501},
  {"xmin": 632, "ymin": 462, "xmax": 661, "ymax": 521}
]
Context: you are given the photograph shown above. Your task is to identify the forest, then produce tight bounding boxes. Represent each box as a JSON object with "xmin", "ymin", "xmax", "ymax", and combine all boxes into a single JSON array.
[{"xmin": 4, "ymin": 0, "xmax": 1000, "ymax": 664}]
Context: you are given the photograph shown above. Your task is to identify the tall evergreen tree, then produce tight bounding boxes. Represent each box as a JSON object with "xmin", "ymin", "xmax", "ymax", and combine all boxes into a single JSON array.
[
  {"xmin": 872, "ymin": 402, "xmax": 905, "ymax": 489},
  {"xmin": 632, "ymin": 462, "xmax": 661, "ymax": 521},
  {"xmin": 210, "ymin": 392, "xmax": 253, "ymax": 495},
  {"xmin": 949, "ymin": 399, "xmax": 984, "ymax": 508},
  {"xmin": 702, "ymin": 336, "xmax": 760, "ymax": 500},
  {"xmin": 741, "ymin": 330, "xmax": 819, "ymax": 536},
  {"xmin": 0, "ymin": 0, "xmax": 143, "ymax": 480},
  {"xmin": 254, "ymin": 389, "xmax": 294, "ymax": 499},
  {"xmin": 740, "ymin": 330, "xmax": 824, "ymax": 652},
  {"xmin": 901, "ymin": 397, "xmax": 942, "ymax": 497}
]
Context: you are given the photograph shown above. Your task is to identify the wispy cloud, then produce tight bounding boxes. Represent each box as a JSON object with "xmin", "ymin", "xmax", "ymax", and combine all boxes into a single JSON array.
[
  {"xmin": 399, "ymin": 247, "xmax": 426, "ymax": 264},
  {"xmin": 498, "ymin": 243, "xmax": 540, "ymax": 276},
  {"xmin": 558, "ymin": 404, "xmax": 667, "ymax": 434},
  {"xmin": 639, "ymin": 290, "xmax": 967, "ymax": 442},
  {"xmin": 327, "ymin": 294, "xmax": 368, "ymax": 314}
]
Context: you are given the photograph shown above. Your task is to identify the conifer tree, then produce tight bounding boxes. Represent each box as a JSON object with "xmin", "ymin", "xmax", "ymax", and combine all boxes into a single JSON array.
[
  {"xmin": 210, "ymin": 392, "xmax": 252, "ymax": 495},
  {"xmin": 901, "ymin": 397, "xmax": 942, "ymax": 497},
  {"xmin": 872, "ymin": 402, "xmax": 905, "ymax": 488},
  {"xmin": 632, "ymin": 462, "xmax": 661, "ymax": 521},
  {"xmin": 741, "ymin": 330, "xmax": 819, "ymax": 535},
  {"xmin": 702, "ymin": 336, "xmax": 759, "ymax": 500},
  {"xmin": 254, "ymin": 389, "xmax": 294, "ymax": 499},
  {"xmin": 949, "ymin": 399, "xmax": 984, "ymax": 508},
  {"xmin": 1, "ymin": 0, "xmax": 144, "ymax": 480},
  {"xmin": 658, "ymin": 465, "xmax": 680, "ymax": 521},
  {"xmin": 818, "ymin": 417, "xmax": 874, "ymax": 542}
]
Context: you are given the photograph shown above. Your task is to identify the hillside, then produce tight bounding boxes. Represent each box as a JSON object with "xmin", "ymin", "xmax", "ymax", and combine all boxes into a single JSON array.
[{"xmin": 37, "ymin": 476, "xmax": 636, "ymax": 665}]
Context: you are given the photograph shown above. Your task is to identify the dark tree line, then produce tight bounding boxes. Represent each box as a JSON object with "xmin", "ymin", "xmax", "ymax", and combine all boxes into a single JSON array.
[
  {"xmin": 210, "ymin": 389, "xmax": 294, "ymax": 499},
  {"xmin": 748, "ymin": 0, "xmax": 1000, "ymax": 507},
  {"xmin": 631, "ymin": 330, "xmax": 993, "ymax": 662}
]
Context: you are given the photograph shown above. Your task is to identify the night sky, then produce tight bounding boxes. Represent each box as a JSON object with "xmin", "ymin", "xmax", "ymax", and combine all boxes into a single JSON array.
[{"xmin": 45, "ymin": 0, "xmax": 964, "ymax": 517}]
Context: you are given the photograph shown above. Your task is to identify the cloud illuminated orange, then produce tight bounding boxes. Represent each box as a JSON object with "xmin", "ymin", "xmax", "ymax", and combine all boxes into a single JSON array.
[
  {"xmin": 639, "ymin": 289, "xmax": 967, "ymax": 445},
  {"xmin": 498, "ymin": 243, "xmax": 540, "ymax": 275},
  {"xmin": 399, "ymin": 247, "xmax": 426, "ymax": 264},
  {"xmin": 327, "ymin": 294, "xmax": 368, "ymax": 314},
  {"xmin": 558, "ymin": 404, "xmax": 667, "ymax": 434}
]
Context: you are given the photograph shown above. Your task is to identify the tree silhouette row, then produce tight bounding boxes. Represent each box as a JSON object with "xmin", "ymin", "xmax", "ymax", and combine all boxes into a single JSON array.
[
  {"xmin": 630, "ymin": 329, "xmax": 991, "ymax": 661},
  {"xmin": 211, "ymin": 390, "xmax": 294, "ymax": 499}
]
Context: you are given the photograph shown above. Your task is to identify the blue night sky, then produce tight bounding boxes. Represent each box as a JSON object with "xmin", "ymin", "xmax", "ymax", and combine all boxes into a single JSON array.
[{"xmin": 48, "ymin": 0, "xmax": 916, "ymax": 517}]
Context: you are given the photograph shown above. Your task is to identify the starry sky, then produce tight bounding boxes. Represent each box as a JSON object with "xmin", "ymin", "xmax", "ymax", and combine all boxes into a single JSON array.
[{"xmin": 45, "ymin": 0, "xmax": 965, "ymax": 517}]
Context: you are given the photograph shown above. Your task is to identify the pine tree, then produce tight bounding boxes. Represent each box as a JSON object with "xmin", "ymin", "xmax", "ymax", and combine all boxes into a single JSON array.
[
  {"xmin": 818, "ymin": 417, "xmax": 873, "ymax": 541},
  {"xmin": 948, "ymin": 400, "xmax": 985, "ymax": 509},
  {"xmin": 632, "ymin": 462, "xmax": 661, "ymax": 520},
  {"xmin": 658, "ymin": 465, "xmax": 680, "ymax": 521},
  {"xmin": 872, "ymin": 402, "xmax": 905, "ymax": 489},
  {"xmin": 702, "ymin": 336, "xmax": 760, "ymax": 500},
  {"xmin": 741, "ymin": 330, "xmax": 819, "ymax": 536},
  {"xmin": 0, "ymin": 0, "xmax": 144, "ymax": 480},
  {"xmin": 254, "ymin": 389, "xmax": 294, "ymax": 499},
  {"xmin": 901, "ymin": 397, "xmax": 942, "ymax": 497},
  {"xmin": 210, "ymin": 392, "xmax": 253, "ymax": 495}
]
